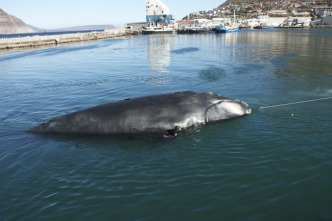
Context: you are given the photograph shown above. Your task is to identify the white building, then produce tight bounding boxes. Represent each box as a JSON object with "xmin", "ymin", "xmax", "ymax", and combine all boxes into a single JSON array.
[{"xmin": 145, "ymin": 0, "xmax": 173, "ymax": 25}]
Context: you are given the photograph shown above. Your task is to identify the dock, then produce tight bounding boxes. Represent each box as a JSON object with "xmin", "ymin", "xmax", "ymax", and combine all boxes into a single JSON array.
[
  {"xmin": 0, "ymin": 28, "xmax": 128, "ymax": 50},
  {"xmin": 274, "ymin": 26, "xmax": 308, "ymax": 29},
  {"xmin": 310, "ymin": 25, "xmax": 332, "ymax": 28},
  {"xmin": 275, "ymin": 25, "xmax": 332, "ymax": 29}
]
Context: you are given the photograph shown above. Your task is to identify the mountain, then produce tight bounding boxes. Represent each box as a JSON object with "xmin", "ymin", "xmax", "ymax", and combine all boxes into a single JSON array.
[
  {"xmin": 48, "ymin": 25, "xmax": 116, "ymax": 32},
  {"xmin": 0, "ymin": 8, "xmax": 34, "ymax": 34},
  {"xmin": 218, "ymin": 0, "xmax": 325, "ymax": 7},
  {"xmin": 218, "ymin": 0, "xmax": 259, "ymax": 7},
  {"xmin": 28, "ymin": 24, "xmax": 116, "ymax": 33},
  {"xmin": 219, "ymin": 0, "xmax": 236, "ymax": 7},
  {"xmin": 0, "ymin": 8, "xmax": 115, "ymax": 34},
  {"xmin": 28, "ymin": 25, "xmax": 46, "ymax": 33}
]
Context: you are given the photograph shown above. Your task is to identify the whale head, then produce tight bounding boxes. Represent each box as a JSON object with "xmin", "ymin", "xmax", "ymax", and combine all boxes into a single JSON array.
[{"xmin": 201, "ymin": 92, "xmax": 251, "ymax": 122}]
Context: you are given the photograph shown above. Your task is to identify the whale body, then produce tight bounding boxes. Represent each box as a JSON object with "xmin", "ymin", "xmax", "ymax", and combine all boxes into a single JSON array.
[{"xmin": 29, "ymin": 91, "xmax": 251, "ymax": 135}]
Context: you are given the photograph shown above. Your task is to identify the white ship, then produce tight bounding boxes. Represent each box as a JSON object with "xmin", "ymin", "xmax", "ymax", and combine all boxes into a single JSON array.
[{"xmin": 143, "ymin": 0, "xmax": 175, "ymax": 34}]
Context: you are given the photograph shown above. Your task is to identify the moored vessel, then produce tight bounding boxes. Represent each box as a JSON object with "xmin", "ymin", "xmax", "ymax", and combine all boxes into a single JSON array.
[
  {"xmin": 142, "ymin": 25, "xmax": 175, "ymax": 34},
  {"xmin": 215, "ymin": 24, "xmax": 240, "ymax": 33},
  {"xmin": 254, "ymin": 25, "xmax": 274, "ymax": 29},
  {"xmin": 215, "ymin": 10, "xmax": 240, "ymax": 33},
  {"xmin": 143, "ymin": 0, "xmax": 175, "ymax": 34}
]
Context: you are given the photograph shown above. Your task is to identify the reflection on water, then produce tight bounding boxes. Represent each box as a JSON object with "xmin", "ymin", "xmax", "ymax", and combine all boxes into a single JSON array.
[
  {"xmin": 207, "ymin": 29, "xmax": 332, "ymax": 77},
  {"xmin": 237, "ymin": 30, "xmax": 332, "ymax": 73},
  {"xmin": 147, "ymin": 35, "xmax": 175, "ymax": 86},
  {"xmin": 216, "ymin": 33, "xmax": 240, "ymax": 62}
]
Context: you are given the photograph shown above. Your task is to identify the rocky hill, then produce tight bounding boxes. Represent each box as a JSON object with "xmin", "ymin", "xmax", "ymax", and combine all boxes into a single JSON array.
[
  {"xmin": 219, "ymin": 0, "xmax": 331, "ymax": 8},
  {"xmin": 185, "ymin": 0, "xmax": 324, "ymax": 19},
  {"xmin": 49, "ymin": 25, "xmax": 116, "ymax": 32},
  {"xmin": 28, "ymin": 25, "xmax": 116, "ymax": 33},
  {"xmin": 218, "ymin": 0, "xmax": 283, "ymax": 7},
  {"xmin": 218, "ymin": 0, "xmax": 246, "ymax": 7},
  {"xmin": 0, "ymin": 8, "xmax": 34, "ymax": 34}
]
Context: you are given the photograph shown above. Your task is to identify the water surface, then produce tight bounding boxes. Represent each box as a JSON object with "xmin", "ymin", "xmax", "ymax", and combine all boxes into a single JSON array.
[{"xmin": 1, "ymin": 29, "xmax": 331, "ymax": 220}]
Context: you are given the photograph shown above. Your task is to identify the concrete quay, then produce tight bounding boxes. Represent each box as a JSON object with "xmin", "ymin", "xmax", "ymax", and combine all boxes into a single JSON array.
[
  {"xmin": 274, "ymin": 26, "xmax": 309, "ymax": 29},
  {"xmin": 311, "ymin": 25, "xmax": 332, "ymax": 28},
  {"xmin": 0, "ymin": 28, "xmax": 128, "ymax": 50}
]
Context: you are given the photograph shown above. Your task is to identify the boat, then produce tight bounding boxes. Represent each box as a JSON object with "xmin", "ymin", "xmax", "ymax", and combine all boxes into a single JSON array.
[
  {"xmin": 188, "ymin": 27, "xmax": 212, "ymax": 34},
  {"xmin": 254, "ymin": 25, "xmax": 274, "ymax": 29},
  {"xmin": 215, "ymin": 10, "xmax": 240, "ymax": 33},
  {"xmin": 215, "ymin": 24, "xmax": 240, "ymax": 33},
  {"xmin": 142, "ymin": 25, "xmax": 175, "ymax": 34},
  {"xmin": 143, "ymin": 0, "xmax": 175, "ymax": 34}
]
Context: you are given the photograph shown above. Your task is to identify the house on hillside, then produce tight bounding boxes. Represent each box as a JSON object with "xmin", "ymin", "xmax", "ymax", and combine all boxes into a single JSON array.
[
  {"xmin": 292, "ymin": 9, "xmax": 311, "ymax": 16},
  {"xmin": 313, "ymin": 6, "xmax": 332, "ymax": 17},
  {"xmin": 268, "ymin": 10, "xmax": 288, "ymax": 16}
]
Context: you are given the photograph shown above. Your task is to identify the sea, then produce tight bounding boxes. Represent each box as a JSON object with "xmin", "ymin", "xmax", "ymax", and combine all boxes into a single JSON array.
[{"xmin": 0, "ymin": 29, "xmax": 331, "ymax": 220}]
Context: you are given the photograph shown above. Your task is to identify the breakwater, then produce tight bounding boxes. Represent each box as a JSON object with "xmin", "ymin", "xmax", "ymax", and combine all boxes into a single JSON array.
[{"xmin": 0, "ymin": 28, "xmax": 127, "ymax": 50}]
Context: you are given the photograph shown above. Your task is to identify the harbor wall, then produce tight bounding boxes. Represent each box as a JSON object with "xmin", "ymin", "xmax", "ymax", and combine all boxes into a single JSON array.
[{"xmin": 0, "ymin": 28, "xmax": 127, "ymax": 50}]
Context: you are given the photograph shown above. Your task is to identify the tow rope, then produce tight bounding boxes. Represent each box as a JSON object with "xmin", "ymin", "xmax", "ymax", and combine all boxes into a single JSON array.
[{"xmin": 259, "ymin": 96, "xmax": 332, "ymax": 110}]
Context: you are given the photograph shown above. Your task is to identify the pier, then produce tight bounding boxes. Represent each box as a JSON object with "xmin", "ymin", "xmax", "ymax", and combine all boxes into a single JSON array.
[
  {"xmin": 274, "ymin": 26, "xmax": 309, "ymax": 29},
  {"xmin": 0, "ymin": 28, "xmax": 128, "ymax": 50},
  {"xmin": 310, "ymin": 24, "xmax": 332, "ymax": 28}
]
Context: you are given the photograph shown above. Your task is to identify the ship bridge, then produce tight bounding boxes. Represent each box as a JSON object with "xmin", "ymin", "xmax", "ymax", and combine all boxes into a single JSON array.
[{"xmin": 146, "ymin": 0, "xmax": 173, "ymax": 25}]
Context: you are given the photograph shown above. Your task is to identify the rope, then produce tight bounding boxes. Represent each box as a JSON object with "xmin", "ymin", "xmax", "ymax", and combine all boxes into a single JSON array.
[{"xmin": 259, "ymin": 96, "xmax": 332, "ymax": 110}]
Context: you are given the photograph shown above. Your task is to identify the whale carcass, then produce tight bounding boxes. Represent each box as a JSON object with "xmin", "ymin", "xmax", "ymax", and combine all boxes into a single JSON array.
[{"xmin": 29, "ymin": 91, "xmax": 251, "ymax": 135}]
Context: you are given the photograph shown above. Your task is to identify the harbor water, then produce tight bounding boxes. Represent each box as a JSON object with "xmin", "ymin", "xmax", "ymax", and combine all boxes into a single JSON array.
[{"xmin": 1, "ymin": 29, "xmax": 331, "ymax": 220}]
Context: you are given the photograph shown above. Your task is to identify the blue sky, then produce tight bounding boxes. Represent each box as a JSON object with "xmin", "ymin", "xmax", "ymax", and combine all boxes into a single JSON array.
[{"xmin": 1, "ymin": 0, "xmax": 225, "ymax": 29}]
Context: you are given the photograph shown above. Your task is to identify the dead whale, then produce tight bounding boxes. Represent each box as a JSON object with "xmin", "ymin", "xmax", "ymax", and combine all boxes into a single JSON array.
[{"xmin": 29, "ymin": 91, "xmax": 251, "ymax": 135}]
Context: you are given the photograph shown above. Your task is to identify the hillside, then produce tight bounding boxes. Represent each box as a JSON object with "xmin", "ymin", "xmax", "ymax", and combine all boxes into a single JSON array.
[
  {"xmin": 218, "ymin": 0, "xmax": 285, "ymax": 7},
  {"xmin": 219, "ymin": 0, "xmax": 331, "ymax": 8},
  {"xmin": 219, "ymin": 0, "xmax": 248, "ymax": 7},
  {"xmin": 0, "ymin": 8, "xmax": 34, "ymax": 34},
  {"xmin": 49, "ymin": 25, "xmax": 116, "ymax": 32},
  {"xmin": 28, "ymin": 25, "xmax": 116, "ymax": 33},
  {"xmin": 185, "ymin": 0, "xmax": 326, "ymax": 19}
]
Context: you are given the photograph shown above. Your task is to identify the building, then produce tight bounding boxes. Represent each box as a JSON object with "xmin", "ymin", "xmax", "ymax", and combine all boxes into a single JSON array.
[
  {"xmin": 268, "ymin": 10, "xmax": 288, "ymax": 16},
  {"xmin": 126, "ymin": 22, "xmax": 147, "ymax": 34},
  {"xmin": 313, "ymin": 6, "xmax": 332, "ymax": 17},
  {"xmin": 145, "ymin": 0, "xmax": 173, "ymax": 25}
]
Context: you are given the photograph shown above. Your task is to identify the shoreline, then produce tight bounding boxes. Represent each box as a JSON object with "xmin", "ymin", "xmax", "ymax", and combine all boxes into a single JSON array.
[
  {"xmin": 0, "ymin": 28, "xmax": 130, "ymax": 50},
  {"xmin": 1, "ymin": 26, "xmax": 331, "ymax": 50}
]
